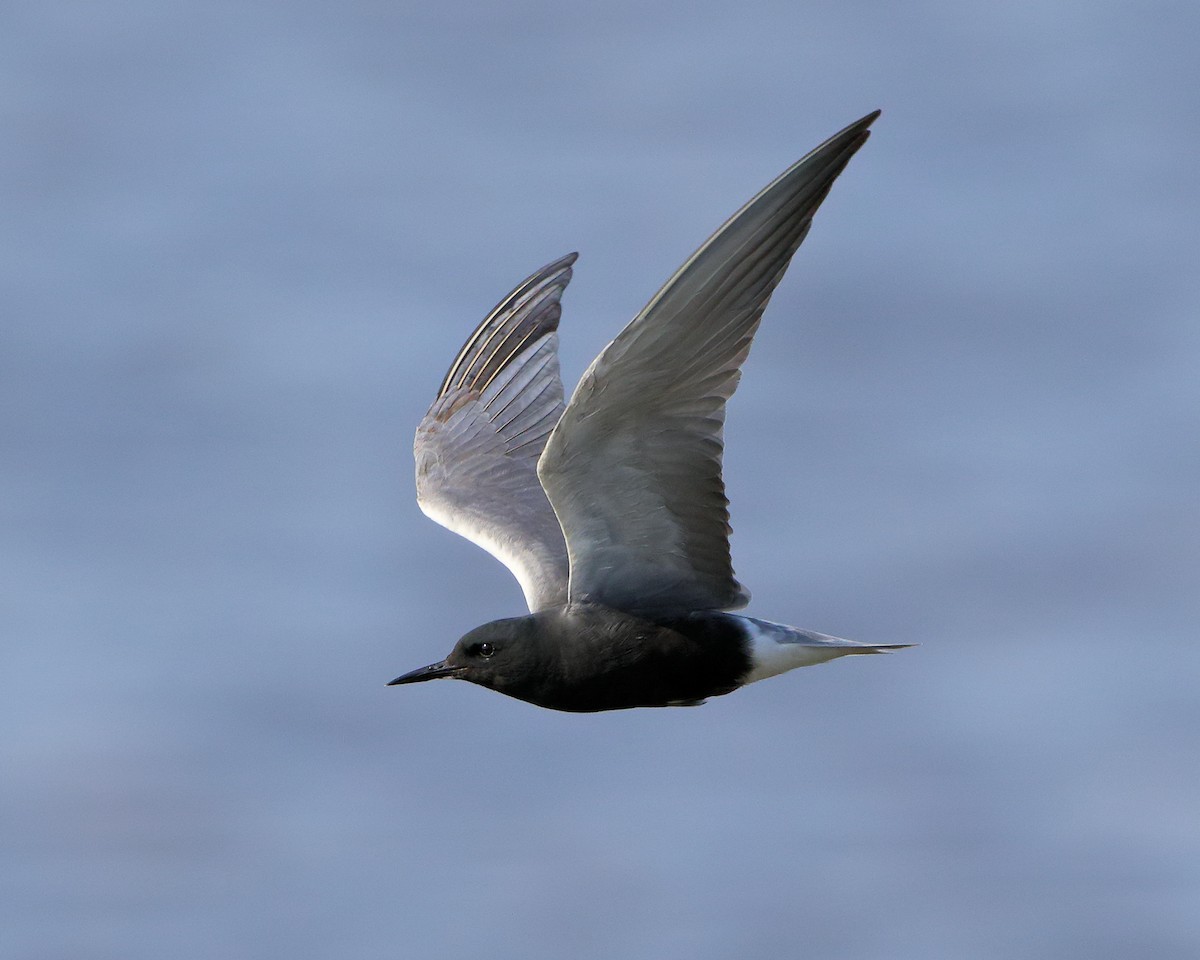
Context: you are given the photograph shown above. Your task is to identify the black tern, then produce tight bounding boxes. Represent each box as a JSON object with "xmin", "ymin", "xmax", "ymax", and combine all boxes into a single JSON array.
[{"xmin": 390, "ymin": 110, "xmax": 911, "ymax": 712}]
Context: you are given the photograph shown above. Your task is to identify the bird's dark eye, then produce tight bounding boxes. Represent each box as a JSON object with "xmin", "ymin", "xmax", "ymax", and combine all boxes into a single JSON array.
[{"xmin": 476, "ymin": 642, "xmax": 495, "ymax": 658}]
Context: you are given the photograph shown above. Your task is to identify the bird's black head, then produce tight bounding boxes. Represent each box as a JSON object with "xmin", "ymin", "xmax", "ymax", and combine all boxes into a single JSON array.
[{"xmin": 387, "ymin": 616, "xmax": 545, "ymax": 697}]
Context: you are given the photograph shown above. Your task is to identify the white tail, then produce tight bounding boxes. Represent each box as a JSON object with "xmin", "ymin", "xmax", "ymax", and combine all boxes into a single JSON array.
[{"xmin": 737, "ymin": 616, "xmax": 915, "ymax": 684}]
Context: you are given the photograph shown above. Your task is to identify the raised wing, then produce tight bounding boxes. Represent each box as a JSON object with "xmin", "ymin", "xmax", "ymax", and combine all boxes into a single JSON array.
[
  {"xmin": 415, "ymin": 254, "xmax": 576, "ymax": 612},
  {"xmin": 538, "ymin": 112, "xmax": 878, "ymax": 614}
]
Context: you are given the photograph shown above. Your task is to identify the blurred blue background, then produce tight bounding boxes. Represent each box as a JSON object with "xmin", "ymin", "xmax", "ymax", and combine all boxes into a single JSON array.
[{"xmin": 3, "ymin": 1, "xmax": 1198, "ymax": 957}]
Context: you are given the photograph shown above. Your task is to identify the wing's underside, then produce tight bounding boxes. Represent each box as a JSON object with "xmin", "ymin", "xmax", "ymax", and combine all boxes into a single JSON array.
[{"xmin": 415, "ymin": 254, "xmax": 576, "ymax": 612}]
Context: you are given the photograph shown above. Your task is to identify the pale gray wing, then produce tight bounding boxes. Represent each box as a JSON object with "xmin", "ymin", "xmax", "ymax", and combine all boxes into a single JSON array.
[
  {"xmin": 415, "ymin": 254, "xmax": 576, "ymax": 612},
  {"xmin": 538, "ymin": 112, "xmax": 878, "ymax": 614}
]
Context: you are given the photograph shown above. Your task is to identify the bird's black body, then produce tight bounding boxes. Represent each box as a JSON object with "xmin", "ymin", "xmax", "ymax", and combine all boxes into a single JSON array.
[{"xmin": 392, "ymin": 605, "xmax": 754, "ymax": 713}]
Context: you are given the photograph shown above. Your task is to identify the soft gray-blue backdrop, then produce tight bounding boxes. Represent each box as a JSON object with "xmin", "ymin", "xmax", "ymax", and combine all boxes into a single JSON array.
[{"xmin": 4, "ymin": 2, "xmax": 1198, "ymax": 957}]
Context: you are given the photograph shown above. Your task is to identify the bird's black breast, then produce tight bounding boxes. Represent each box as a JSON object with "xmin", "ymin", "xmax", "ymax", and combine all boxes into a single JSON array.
[{"xmin": 513, "ymin": 606, "xmax": 753, "ymax": 713}]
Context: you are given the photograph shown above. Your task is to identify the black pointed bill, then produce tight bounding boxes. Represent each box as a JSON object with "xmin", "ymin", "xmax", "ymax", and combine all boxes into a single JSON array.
[{"xmin": 387, "ymin": 660, "xmax": 464, "ymax": 686}]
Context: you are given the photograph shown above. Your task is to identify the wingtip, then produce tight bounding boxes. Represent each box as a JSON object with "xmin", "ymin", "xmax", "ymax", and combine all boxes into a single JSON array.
[
  {"xmin": 852, "ymin": 108, "xmax": 882, "ymax": 129},
  {"xmin": 436, "ymin": 251, "xmax": 579, "ymax": 398},
  {"xmin": 540, "ymin": 251, "xmax": 579, "ymax": 273},
  {"xmin": 836, "ymin": 109, "xmax": 882, "ymax": 145}
]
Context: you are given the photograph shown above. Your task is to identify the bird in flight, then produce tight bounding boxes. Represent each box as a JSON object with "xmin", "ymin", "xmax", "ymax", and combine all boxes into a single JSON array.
[{"xmin": 390, "ymin": 110, "xmax": 911, "ymax": 712}]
